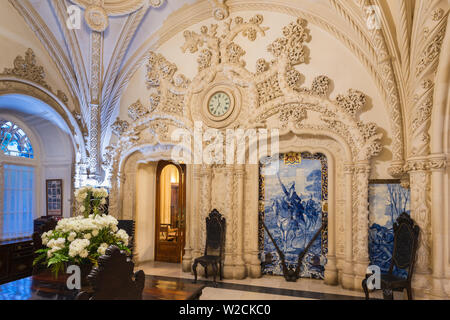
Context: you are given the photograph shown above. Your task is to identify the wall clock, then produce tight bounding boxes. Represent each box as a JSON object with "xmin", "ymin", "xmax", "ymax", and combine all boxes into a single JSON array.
[
  {"xmin": 202, "ymin": 84, "xmax": 240, "ymax": 128},
  {"xmin": 207, "ymin": 91, "xmax": 232, "ymax": 117}
]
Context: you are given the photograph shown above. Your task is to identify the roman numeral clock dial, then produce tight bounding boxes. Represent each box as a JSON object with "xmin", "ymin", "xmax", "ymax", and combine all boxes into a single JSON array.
[
  {"xmin": 208, "ymin": 92, "xmax": 231, "ymax": 117},
  {"xmin": 202, "ymin": 86, "xmax": 239, "ymax": 128}
]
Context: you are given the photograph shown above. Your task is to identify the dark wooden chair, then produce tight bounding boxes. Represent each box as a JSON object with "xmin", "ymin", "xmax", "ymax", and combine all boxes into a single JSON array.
[
  {"xmin": 117, "ymin": 219, "xmax": 135, "ymax": 258},
  {"xmin": 193, "ymin": 209, "xmax": 225, "ymax": 286},
  {"xmin": 76, "ymin": 245, "xmax": 145, "ymax": 300},
  {"xmin": 362, "ymin": 212, "xmax": 420, "ymax": 300},
  {"xmin": 32, "ymin": 218, "xmax": 57, "ymax": 274}
]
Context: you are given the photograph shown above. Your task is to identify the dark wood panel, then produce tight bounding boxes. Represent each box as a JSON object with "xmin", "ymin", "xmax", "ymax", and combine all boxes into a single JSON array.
[{"xmin": 0, "ymin": 238, "xmax": 33, "ymax": 285}]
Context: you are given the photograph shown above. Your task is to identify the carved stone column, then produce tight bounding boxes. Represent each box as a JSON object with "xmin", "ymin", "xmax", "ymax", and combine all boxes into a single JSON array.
[
  {"xmin": 429, "ymin": 155, "xmax": 447, "ymax": 297},
  {"xmin": 352, "ymin": 162, "xmax": 371, "ymax": 289},
  {"xmin": 223, "ymin": 165, "xmax": 235, "ymax": 278},
  {"xmin": 406, "ymin": 158, "xmax": 432, "ymax": 294},
  {"xmin": 88, "ymin": 30, "xmax": 103, "ymax": 181},
  {"xmin": 89, "ymin": 103, "xmax": 101, "ymax": 180},
  {"xmin": 122, "ymin": 171, "xmax": 136, "ymax": 220},
  {"xmin": 198, "ymin": 165, "xmax": 212, "ymax": 276},
  {"xmin": 181, "ymin": 165, "xmax": 191, "ymax": 272},
  {"xmin": 233, "ymin": 165, "xmax": 246, "ymax": 279},
  {"xmin": 109, "ymin": 173, "xmax": 124, "ymax": 219},
  {"xmin": 341, "ymin": 163, "xmax": 354, "ymax": 289},
  {"xmin": 184, "ymin": 165, "xmax": 201, "ymax": 272},
  {"xmin": 324, "ymin": 156, "xmax": 338, "ymax": 285},
  {"xmin": 245, "ymin": 164, "xmax": 261, "ymax": 278}
]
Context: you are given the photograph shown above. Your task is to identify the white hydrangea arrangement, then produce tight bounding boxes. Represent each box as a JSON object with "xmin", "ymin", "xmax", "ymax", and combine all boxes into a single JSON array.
[
  {"xmin": 34, "ymin": 189, "xmax": 130, "ymax": 277},
  {"xmin": 74, "ymin": 186, "xmax": 109, "ymax": 217}
]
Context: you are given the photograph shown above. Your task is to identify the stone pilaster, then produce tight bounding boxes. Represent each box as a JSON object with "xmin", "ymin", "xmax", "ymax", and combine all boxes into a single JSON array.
[
  {"xmin": 352, "ymin": 162, "xmax": 371, "ymax": 289},
  {"xmin": 233, "ymin": 165, "xmax": 246, "ymax": 279},
  {"xmin": 428, "ymin": 155, "xmax": 447, "ymax": 297},
  {"xmin": 406, "ymin": 158, "xmax": 432, "ymax": 294},
  {"xmin": 341, "ymin": 163, "xmax": 354, "ymax": 289},
  {"xmin": 223, "ymin": 165, "xmax": 235, "ymax": 278}
]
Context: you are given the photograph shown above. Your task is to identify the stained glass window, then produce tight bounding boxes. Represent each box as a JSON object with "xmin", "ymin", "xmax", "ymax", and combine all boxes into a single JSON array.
[{"xmin": 0, "ymin": 120, "xmax": 34, "ymax": 159}]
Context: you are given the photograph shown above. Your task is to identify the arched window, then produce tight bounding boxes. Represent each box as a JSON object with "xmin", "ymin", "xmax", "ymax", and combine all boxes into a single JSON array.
[
  {"xmin": 0, "ymin": 120, "xmax": 34, "ymax": 159},
  {"xmin": 0, "ymin": 119, "xmax": 35, "ymax": 240}
]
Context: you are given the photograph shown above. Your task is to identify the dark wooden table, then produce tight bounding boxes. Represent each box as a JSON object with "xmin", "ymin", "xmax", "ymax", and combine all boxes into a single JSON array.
[{"xmin": 0, "ymin": 271, "xmax": 205, "ymax": 300}]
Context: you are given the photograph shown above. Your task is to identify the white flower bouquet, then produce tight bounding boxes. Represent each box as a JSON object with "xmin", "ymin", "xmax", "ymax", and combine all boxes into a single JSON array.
[
  {"xmin": 74, "ymin": 186, "xmax": 109, "ymax": 217},
  {"xmin": 34, "ymin": 188, "xmax": 130, "ymax": 277}
]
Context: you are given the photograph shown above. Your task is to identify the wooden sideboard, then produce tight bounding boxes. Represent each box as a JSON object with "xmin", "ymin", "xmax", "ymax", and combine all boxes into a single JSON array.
[{"xmin": 0, "ymin": 238, "xmax": 34, "ymax": 285}]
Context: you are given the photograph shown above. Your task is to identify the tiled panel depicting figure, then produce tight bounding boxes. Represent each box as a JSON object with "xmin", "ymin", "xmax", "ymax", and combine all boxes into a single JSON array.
[
  {"xmin": 259, "ymin": 152, "xmax": 328, "ymax": 279},
  {"xmin": 368, "ymin": 181, "xmax": 411, "ymax": 278}
]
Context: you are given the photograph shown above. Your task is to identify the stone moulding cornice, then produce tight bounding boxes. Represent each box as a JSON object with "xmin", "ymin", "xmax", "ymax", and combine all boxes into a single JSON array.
[{"xmin": 404, "ymin": 154, "xmax": 448, "ymax": 172}]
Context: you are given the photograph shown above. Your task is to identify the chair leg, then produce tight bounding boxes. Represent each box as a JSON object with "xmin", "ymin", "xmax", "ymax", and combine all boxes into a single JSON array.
[
  {"xmin": 205, "ymin": 265, "xmax": 208, "ymax": 278},
  {"xmin": 362, "ymin": 278, "xmax": 370, "ymax": 300},
  {"xmin": 382, "ymin": 289, "xmax": 394, "ymax": 300},
  {"xmin": 192, "ymin": 261, "xmax": 198, "ymax": 283},
  {"xmin": 212, "ymin": 263, "xmax": 218, "ymax": 287},
  {"xmin": 220, "ymin": 262, "xmax": 223, "ymax": 280},
  {"xmin": 406, "ymin": 286, "xmax": 413, "ymax": 300}
]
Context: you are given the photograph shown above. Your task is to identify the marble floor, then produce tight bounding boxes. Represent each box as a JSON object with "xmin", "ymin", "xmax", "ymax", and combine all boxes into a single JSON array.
[{"xmin": 136, "ymin": 261, "xmax": 405, "ymax": 300}]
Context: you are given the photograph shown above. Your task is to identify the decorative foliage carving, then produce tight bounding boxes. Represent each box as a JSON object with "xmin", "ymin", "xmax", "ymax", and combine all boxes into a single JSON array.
[
  {"xmin": 145, "ymin": 52, "xmax": 189, "ymax": 116},
  {"xmin": 208, "ymin": 0, "xmax": 229, "ymax": 21},
  {"xmin": 416, "ymin": 24, "xmax": 446, "ymax": 76},
  {"xmin": 255, "ymin": 58, "xmax": 269, "ymax": 74},
  {"xmin": 412, "ymin": 95, "xmax": 433, "ymax": 132},
  {"xmin": 297, "ymin": 75, "xmax": 331, "ymax": 97},
  {"xmin": 267, "ymin": 18, "xmax": 310, "ymax": 66},
  {"xmin": 256, "ymin": 74, "xmax": 283, "ymax": 105},
  {"xmin": 198, "ymin": 49, "xmax": 213, "ymax": 71},
  {"xmin": 163, "ymin": 91, "xmax": 184, "ymax": 115},
  {"xmin": 111, "ymin": 117, "xmax": 129, "ymax": 137},
  {"xmin": 226, "ymin": 43, "xmax": 246, "ymax": 66},
  {"xmin": 336, "ymin": 89, "xmax": 367, "ymax": 117},
  {"xmin": 310, "ymin": 76, "xmax": 331, "ymax": 97},
  {"xmin": 285, "ymin": 68, "xmax": 303, "ymax": 89},
  {"xmin": 128, "ymin": 99, "xmax": 148, "ymax": 121},
  {"xmin": 57, "ymin": 90, "xmax": 69, "ymax": 104},
  {"xmin": 1, "ymin": 48, "xmax": 52, "ymax": 91},
  {"xmin": 181, "ymin": 14, "xmax": 268, "ymax": 72},
  {"xmin": 279, "ymin": 104, "xmax": 306, "ymax": 128},
  {"xmin": 431, "ymin": 8, "xmax": 444, "ymax": 21}
]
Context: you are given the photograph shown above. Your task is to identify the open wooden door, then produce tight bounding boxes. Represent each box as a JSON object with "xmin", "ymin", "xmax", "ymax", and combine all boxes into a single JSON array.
[{"xmin": 155, "ymin": 161, "xmax": 186, "ymax": 263}]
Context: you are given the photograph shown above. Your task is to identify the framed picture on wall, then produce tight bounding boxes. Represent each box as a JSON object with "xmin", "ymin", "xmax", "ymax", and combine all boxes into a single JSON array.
[{"xmin": 46, "ymin": 179, "xmax": 63, "ymax": 216}]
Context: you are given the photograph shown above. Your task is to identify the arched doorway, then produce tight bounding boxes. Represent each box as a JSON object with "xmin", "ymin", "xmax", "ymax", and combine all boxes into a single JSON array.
[{"xmin": 155, "ymin": 161, "xmax": 186, "ymax": 263}]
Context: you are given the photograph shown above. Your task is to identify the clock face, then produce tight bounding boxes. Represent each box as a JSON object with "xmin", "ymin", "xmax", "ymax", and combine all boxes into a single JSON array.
[{"xmin": 208, "ymin": 91, "xmax": 231, "ymax": 117}]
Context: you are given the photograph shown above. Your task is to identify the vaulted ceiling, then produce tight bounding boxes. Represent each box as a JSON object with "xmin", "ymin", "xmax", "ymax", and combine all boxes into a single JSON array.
[{"xmin": 3, "ymin": 0, "xmax": 449, "ymax": 179}]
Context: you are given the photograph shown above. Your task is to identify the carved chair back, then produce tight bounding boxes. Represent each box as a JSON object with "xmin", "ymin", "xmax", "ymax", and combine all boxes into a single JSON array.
[
  {"xmin": 388, "ymin": 212, "xmax": 420, "ymax": 280},
  {"xmin": 76, "ymin": 245, "xmax": 145, "ymax": 300},
  {"xmin": 204, "ymin": 209, "xmax": 226, "ymax": 259},
  {"xmin": 32, "ymin": 218, "xmax": 57, "ymax": 250}
]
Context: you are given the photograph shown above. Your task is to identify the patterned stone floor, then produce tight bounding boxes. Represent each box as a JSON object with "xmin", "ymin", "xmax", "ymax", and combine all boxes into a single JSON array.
[{"xmin": 137, "ymin": 261, "xmax": 406, "ymax": 300}]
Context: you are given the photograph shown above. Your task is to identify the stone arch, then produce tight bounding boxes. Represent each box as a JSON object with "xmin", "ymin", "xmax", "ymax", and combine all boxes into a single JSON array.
[
  {"xmin": 0, "ymin": 78, "xmax": 86, "ymax": 160},
  {"xmin": 240, "ymin": 125, "xmax": 365, "ymax": 287}
]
